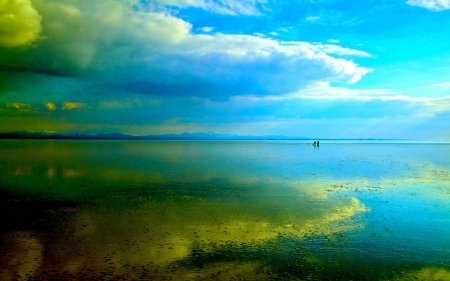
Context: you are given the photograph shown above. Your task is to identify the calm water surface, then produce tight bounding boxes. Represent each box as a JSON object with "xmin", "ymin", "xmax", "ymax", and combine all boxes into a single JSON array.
[{"xmin": 0, "ymin": 140, "xmax": 449, "ymax": 280}]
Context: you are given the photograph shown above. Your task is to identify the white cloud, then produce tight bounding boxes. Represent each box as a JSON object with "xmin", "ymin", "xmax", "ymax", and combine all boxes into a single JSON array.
[
  {"xmin": 310, "ymin": 43, "xmax": 371, "ymax": 57},
  {"xmin": 201, "ymin": 0, "xmax": 266, "ymax": 15},
  {"xmin": 278, "ymin": 27, "xmax": 292, "ymax": 33},
  {"xmin": 291, "ymin": 82, "xmax": 395, "ymax": 99},
  {"xmin": 305, "ymin": 15, "xmax": 321, "ymax": 22},
  {"xmin": 230, "ymin": 82, "xmax": 395, "ymax": 102},
  {"xmin": 406, "ymin": 0, "xmax": 450, "ymax": 11},
  {"xmin": 153, "ymin": 0, "xmax": 201, "ymax": 5},
  {"xmin": 153, "ymin": 0, "xmax": 266, "ymax": 15},
  {"xmin": 199, "ymin": 26, "xmax": 214, "ymax": 33},
  {"xmin": 140, "ymin": 34, "xmax": 373, "ymax": 96},
  {"xmin": 229, "ymin": 82, "xmax": 450, "ymax": 116},
  {"xmin": 0, "ymin": 0, "xmax": 42, "ymax": 48}
]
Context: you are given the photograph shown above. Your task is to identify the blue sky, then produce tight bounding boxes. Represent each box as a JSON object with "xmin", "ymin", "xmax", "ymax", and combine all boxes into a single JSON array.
[{"xmin": 0, "ymin": 0, "xmax": 449, "ymax": 139}]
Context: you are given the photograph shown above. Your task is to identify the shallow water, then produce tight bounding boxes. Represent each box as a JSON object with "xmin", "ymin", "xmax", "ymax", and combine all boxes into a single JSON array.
[{"xmin": 0, "ymin": 140, "xmax": 449, "ymax": 280}]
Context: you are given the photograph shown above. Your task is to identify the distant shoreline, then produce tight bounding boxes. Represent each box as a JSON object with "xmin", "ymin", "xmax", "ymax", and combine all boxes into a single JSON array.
[{"xmin": 0, "ymin": 132, "xmax": 437, "ymax": 142}]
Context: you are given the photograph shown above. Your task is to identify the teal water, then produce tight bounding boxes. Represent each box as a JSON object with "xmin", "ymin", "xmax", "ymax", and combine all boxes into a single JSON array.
[{"xmin": 0, "ymin": 140, "xmax": 449, "ymax": 280}]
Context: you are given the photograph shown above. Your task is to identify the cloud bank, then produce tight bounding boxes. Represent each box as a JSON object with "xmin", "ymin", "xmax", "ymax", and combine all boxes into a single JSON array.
[{"xmin": 0, "ymin": 0, "xmax": 371, "ymax": 99}]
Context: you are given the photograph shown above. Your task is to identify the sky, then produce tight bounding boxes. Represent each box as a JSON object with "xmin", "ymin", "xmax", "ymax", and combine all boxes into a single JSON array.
[{"xmin": 0, "ymin": 0, "xmax": 450, "ymax": 139}]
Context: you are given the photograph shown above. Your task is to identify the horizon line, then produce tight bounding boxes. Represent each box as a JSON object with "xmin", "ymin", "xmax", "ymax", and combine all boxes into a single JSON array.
[{"xmin": 0, "ymin": 131, "xmax": 445, "ymax": 142}]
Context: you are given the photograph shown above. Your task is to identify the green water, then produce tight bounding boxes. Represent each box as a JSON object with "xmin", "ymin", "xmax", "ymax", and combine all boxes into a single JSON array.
[{"xmin": 1, "ymin": 140, "xmax": 449, "ymax": 280}]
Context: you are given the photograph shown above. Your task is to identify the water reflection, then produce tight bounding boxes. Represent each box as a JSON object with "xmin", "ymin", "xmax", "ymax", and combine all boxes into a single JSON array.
[
  {"xmin": 1, "ymin": 231, "xmax": 43, "ymax": 280},
  {"xmin": 0, "ymin": 183, "xmax": 367, "ymax": 279},
  {"xmin": 1, "ymin": 140, "xmax": 449, "ymax": 280},
  {"xmin": 396, "ymin": 268, "xmax": 450, "ymax": 281}
]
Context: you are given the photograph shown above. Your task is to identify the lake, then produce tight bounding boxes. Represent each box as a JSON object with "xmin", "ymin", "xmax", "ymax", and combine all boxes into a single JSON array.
[{"xmin": 1, "ymin": 140, "xmax": 449, "ymax": 280}]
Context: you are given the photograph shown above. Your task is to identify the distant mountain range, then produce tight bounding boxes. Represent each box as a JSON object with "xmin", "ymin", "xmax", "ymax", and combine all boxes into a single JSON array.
[
  {"xmin": 0, "ymin": 131, "xmax": 410, "ymax": 141},
  {"xmin": 0, "ymin": 131, "xmax": 313, "ymax": 140}
]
